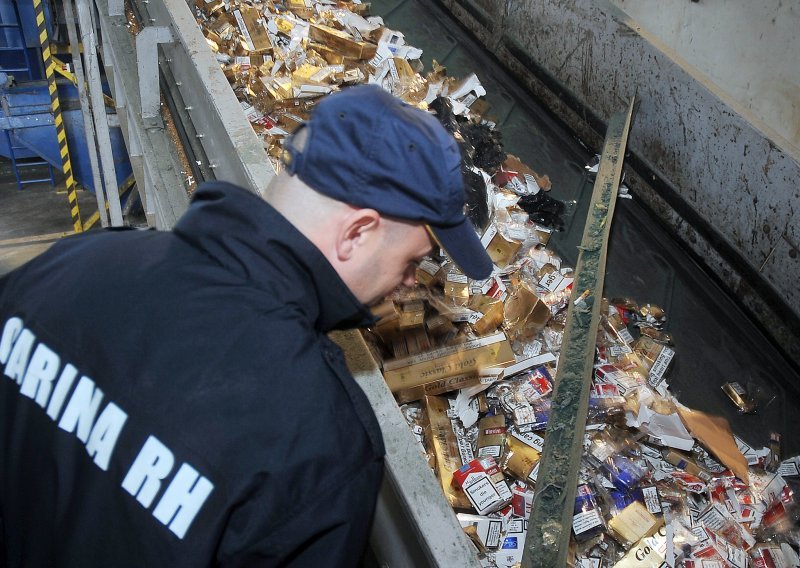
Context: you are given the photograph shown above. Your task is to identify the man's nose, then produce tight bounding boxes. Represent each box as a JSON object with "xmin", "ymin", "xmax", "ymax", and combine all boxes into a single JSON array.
[{"xmin": 401, "ymin": 264, "xmax": 417, "ymax": 287}]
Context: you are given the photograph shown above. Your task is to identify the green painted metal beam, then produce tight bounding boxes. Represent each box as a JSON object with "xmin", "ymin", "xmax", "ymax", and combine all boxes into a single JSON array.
[{"xmin": 522, "ymin": 97, "xmax": 637, "ymax": 567}]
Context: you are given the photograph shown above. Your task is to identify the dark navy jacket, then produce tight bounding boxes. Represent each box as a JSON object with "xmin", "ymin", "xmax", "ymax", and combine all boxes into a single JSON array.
[{"xmin": 0, "ymin": 182, "xmax": 384, "ymax": 567}]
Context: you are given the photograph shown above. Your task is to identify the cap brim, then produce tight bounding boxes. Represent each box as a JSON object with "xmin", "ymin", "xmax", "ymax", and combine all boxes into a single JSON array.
[{"xmin": 428, "ymin": 220, "xmax": 494, "ymax": 280}]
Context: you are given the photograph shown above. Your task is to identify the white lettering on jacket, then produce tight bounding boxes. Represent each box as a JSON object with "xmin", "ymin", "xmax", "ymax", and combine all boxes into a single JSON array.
[{"xmin": 1, "ymin": 316, "xmax": 214, "ymax": 539}]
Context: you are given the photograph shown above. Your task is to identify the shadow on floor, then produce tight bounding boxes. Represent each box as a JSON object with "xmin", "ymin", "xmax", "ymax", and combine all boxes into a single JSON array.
[{"xmin": 0, "ymin": 159, "xmax": 99, "ymax": 276}]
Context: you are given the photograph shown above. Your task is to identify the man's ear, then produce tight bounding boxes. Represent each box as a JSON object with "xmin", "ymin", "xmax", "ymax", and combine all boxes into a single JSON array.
[{"xmin": 335, "ymin": 209, "xmax": 381, "ymax": 261}]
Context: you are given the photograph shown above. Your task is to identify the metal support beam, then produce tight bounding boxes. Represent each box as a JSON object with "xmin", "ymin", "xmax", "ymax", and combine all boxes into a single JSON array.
[
  {"xmin": 76, "ymin": 0, "xmax": 123, "ymax": 226},
  {"xmin": 107, "ymin": 0, "xmax": 123, "ymax": 16},
  {"xmin": 94, "ymin": 0, "xmax": 190, "ymax": 228},
  {"xmin": 132, "ymin": 0, "xmax": 274, "ymax": 195},
  {"xmin": 63, "ymin": 0, "xmax": 108, "ymax": 227},
  {"xmin": 135, "ymin": 26, "xmax": 174, "ymax": 123},
  {"xmin": 90, "ymin": 0, "xmax": 275, "ymax": 228},
  {"xmin": 523, "ymin": 97, "xmax": 636, "ymax": 568},
  {"xmin": 103, "ymin": 54, "xmax": 148, "ymax": 221}
]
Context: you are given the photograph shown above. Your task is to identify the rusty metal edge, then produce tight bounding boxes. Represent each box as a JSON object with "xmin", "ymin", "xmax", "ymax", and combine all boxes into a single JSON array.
[{"xmin": 522, "ymin": 97, "xmax": 636, "ymax": 567}]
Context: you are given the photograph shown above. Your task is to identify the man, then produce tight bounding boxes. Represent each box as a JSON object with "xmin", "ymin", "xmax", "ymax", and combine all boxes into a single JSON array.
[{"xmin": 0, "ymin": 85, "xmax": 492, "ymax": 566}]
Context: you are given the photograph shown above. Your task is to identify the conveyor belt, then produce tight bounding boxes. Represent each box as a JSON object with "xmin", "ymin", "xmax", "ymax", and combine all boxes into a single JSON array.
[{"xmin": 373, "ymin": 0, "xmax": 800, "ymax": 456}]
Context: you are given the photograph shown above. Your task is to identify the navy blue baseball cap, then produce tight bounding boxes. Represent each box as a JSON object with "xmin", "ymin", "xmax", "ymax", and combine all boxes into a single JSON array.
[{"xmin": 282, "ymin": 84, "xmax": 493, "ymax": 280}]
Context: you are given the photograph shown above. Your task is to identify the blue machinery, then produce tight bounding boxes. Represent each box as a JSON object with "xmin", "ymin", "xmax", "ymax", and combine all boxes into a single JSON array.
[
  {"xmin": 0, "ymin": 0, "xmax": 132, "ymax": 226},
  {"xmin": 0, "ymin": 80, "xmax": 131, "ymax": 193}
]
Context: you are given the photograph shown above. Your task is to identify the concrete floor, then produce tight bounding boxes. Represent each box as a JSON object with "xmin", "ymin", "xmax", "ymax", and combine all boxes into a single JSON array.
[{"xmin": 0, "ymin": 159, "xmax": 100, "ymax": 276}]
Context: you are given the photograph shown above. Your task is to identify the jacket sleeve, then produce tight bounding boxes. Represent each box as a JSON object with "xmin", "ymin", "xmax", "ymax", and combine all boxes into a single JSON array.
[{"xmin": 216, "ymin": 458, "xmax": 383, "ymax": 568}]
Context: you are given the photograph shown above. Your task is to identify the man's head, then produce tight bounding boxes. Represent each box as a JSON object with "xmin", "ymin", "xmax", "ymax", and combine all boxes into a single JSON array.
[{"xmin": 267, "ymin": 85, "xmax": 493, "ymax": 304}]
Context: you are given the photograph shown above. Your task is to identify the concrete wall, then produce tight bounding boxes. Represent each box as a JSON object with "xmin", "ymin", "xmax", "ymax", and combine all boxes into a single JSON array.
[
  {"xmin": 439, "ymin": 0, "xmax": 800, "ymax": 362},
  {"xmin": 609, "ymin": 0, "xmax": 800, "ymax": 160}
]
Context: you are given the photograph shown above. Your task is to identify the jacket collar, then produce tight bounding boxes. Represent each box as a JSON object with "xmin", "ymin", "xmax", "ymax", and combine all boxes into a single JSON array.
[{"xmin": 173, "ymin": 181, "xmax": 376, "ymax": 332}]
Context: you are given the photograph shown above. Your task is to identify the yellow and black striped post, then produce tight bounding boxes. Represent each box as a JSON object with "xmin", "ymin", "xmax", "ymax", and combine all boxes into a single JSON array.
[{"xmin": 33, "ymin": 0, "xmax": 83, "ymax": 232}]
